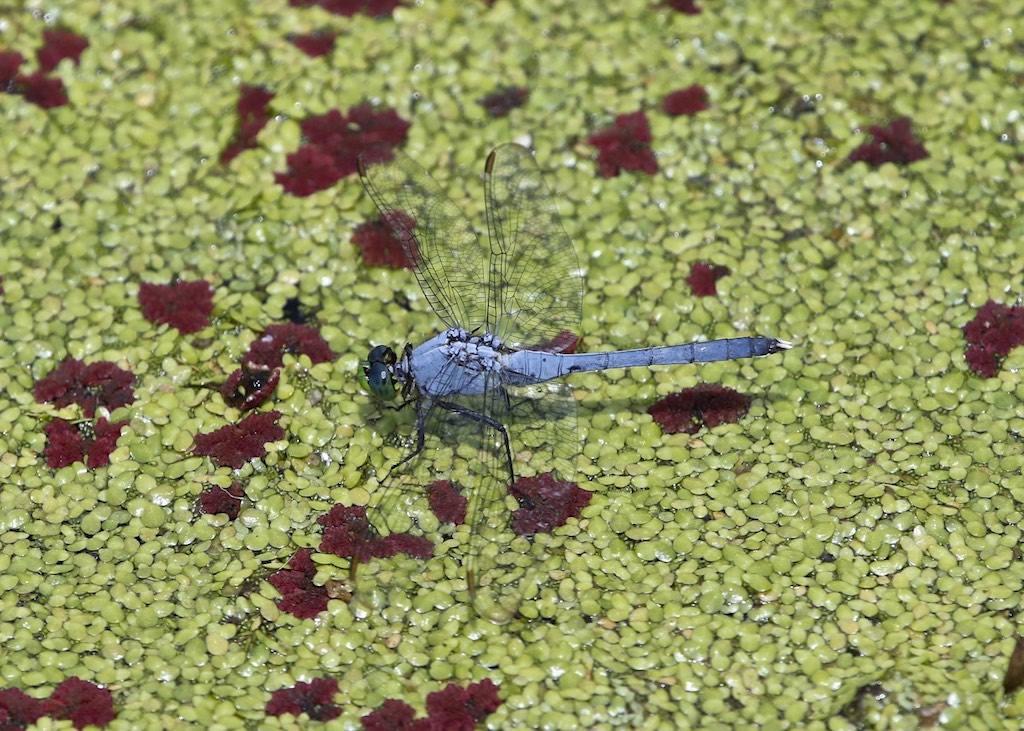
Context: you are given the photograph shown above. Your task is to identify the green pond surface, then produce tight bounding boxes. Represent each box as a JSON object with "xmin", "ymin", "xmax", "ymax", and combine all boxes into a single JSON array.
[{"xmin": 1, "ymin": 0, "xmax": 1023, "ymax": 728}]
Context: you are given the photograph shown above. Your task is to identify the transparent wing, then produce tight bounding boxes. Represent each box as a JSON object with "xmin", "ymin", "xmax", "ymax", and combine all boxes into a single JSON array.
[
  {"xmin": 359, "ymin": 152, "xmax": 488, "ymax": 333},
  {"xmin": 483, "ymin": 143, "xmax": 583, "ymax": 350},
  {"xmin": 353, "ymin": 364, "xmax": 546, "ymax": 624}
]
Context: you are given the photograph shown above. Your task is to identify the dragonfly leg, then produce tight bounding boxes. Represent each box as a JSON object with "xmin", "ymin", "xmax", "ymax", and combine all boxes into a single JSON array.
[{"xmin": 434, "ymin": 397, "xmax": 517, "ymax": 483}]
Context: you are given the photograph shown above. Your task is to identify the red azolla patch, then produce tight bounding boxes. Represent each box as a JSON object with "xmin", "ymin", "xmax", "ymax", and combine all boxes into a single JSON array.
[
  {"xmin": 193, "ymin": 410, "xmax": 285, "ymax": 468},
  {"xmin": 685, "ymin": 261, "xmax": 731, "ymax": 297},
  {"xmin": 37, "ymin": 29, "xmax": 89, "ymax": 72},
  {"xmin": 352, "ymin": 212, "xmax": 419, "ymax": 269},
  {"xmin": 427, "ymin": 481, "xmax": 467, "ymax": 525},
  {"xmin": 138, "ymin": 279, "xmax": 214, "ymax": 334},
  {"xmin": 0, "ymin": 50, "xmax": 24, "ymax": 88},
  {"xmin": 197, "ymin": 481, "xmax": 246, "ymax": 518},
  {"xmin": 319, "ymin": 505, "xmax": 433, "ymax": 561},
  {"xmin": 289, "ymin": 0, "xmax": 403, "ymax": 17},
  {"xmin": 266, "ymin": 677, "xmax": 341, "ymax": 721},
  {"xmin": 35, "ymin": 358, "xmax": 135, "ymax": 417},
  {"xmin": 14, "ymin": 70, "xmax": 68, "ymax": 108},
  {"xmin": 362, "ymin": 680, "xmax": 501, "ymax": 731},
  {"xmin": 529, "ymin": 330, "xmax": 580, "ymax": 354},
  {"xmin": 220, "ymin": 85, "xmax": 275, "ymax": 164},
  {"xmin": 963, "ymin": 299, "xmax": 1024, "ymax": 377},
  {"xmin": 510, "ymin": 472, "xmax": 590, "ymax": 535},
  {"xmin": 275, "ymin": 104, "xmax": 410, "ymax": 196},
  {"xmin": 648, "ymin": 384, "xmax": 752, "ymax": 435},
  {"xmin": 663, "ymin": 84, "xmax": 708, "ymax": 117},
  {"xmin": 221, "ymin": 364, "xmax": 281, "ymax": 411},
  {"xmin": 664, "ymin": 0, "xmax": 701, "ymax": 12},
  {"xmin": 243, "ymin": 323, "xmax": 336, "ymax": 369},
  {"xmin": 848, "ymin": 116, "xmax": 928, "ymax": 167},
  {"xmin": 587, "ymin": 110, "xmax": 658, "ymax": 178},
  {"xmin": 269, "ymin": 548, "xmax": 330, "ymax": 619},
  {"xmin": 40, "ymin": 677, "xmax": 115, "ymax": 730},
  {"xmin": 290, "ymin": 31, "xmax": 337, "ymax": 57},
  {"xmin": 477, "ymin": 86, "xmax": 529, "ymax": 118},
  {"xmin": 0, "ymin": 687, "xmax": 45, "ymax": 730}
]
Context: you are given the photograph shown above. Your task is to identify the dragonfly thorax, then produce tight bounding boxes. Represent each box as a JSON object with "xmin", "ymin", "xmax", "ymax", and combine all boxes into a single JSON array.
[{"xmin": 440, "ymin": 328, "xmax": 504, "ymax": 373}]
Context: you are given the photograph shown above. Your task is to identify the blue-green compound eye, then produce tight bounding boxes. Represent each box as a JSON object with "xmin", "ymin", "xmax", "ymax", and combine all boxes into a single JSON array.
[{"xmin": 364, "ymin": 346, "xmax": 397, "ymax": 400}]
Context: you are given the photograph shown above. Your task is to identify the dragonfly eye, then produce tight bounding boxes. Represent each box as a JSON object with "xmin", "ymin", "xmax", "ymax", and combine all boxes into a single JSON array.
[{"xmin": 364, "ymin": 345, "xmax": 398, "ymax": 400}]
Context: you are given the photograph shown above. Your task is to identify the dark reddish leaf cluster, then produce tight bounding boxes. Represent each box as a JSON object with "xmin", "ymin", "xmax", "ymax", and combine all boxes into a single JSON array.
[
  {"xmin": 663, "ymin": 84, "xmax": 709, "ymax": 117},
  {"xmin": 427, "ymin": 481, "xmax": 467, "ymax": 524},
  {"xmin": 362, "ymin": 679, "xmax": 501, "ymax": 731},
  {"xmin": 0, "ymin": 678, "xmax": 115, "ymax": 731},
  {"xmin": 587, "ymin": 110, "xmax": 658, "ymax": 178},
  {"xmin": 477, "ymin": 86, "xmax": 530, "ymax": 118},
  {"xmin": 275, "ymin": 104, "xmax": 410, "ymax": 196},
  {"xmin": 848, "ymin": 117, "xmax": 928, "ymax": 167},
  {"xmin": 289, "ymin": 0, "xmax": 403, "ymax": 17},
  {"xmin": 664, "ymin": 0, "xmax": 701, "ymax": 13},
  {"xmin": 138, "ymin": 279, "xmax": 215, "ymax": 334},
  {"xmin": 648, "ymin": 384, "xmax": 752, "ymax": 435},
  {"xmin": 197, "ymin": 481, "xmax": 246, "ymax": 519},
  {"xmin": 221, "ymin": 323, "xmax": 335, "ymax": 410},
  {"xmin": 352, "ymin": 211, "xmax": 419, "ymax": 269},
  {"xmin": 319, "ymin": 505, "xmax": 433, "ymax": 562},
  {"xmin": 290, "ymin": 31, "xmax": 338, "ymax": 58},
  {"xmin": 34, "ymin": 357, "xmax": 135, "ymax": 417},
  {"xmin": 220, "ymin": 85, "xmax": 275, "ymax": 164},
  {"xmin": 529, "ymin": 330, "xmax": 580, "ymax": 354},
  {"xmin": 509, "ymin": 472, "xmax": 590, "ymax": 535},
  {"xmin": 193, "ymin": 410, "xmax": 285, "ymax": 468},
  {"xmin": 0, "ymin": 29, "xmax": 88, "ymax": 109},
  {"xmin": 963, "ymin": 299, "xmax": 1024, "ymax": 377},
  {"xmin": 269, "ymin": 548, "xmax": 331, "ymax": 619},
  {"xmin": 220, "ymin": 363, "xmax": 281, "ymax": 411},
  {"xmin": 685, "ymin": 261, "xmax": 731, "ymax": 297},
  {"xmin": 266, "ymin": 677, "xmax": 341, "ymax": 721},
  {"xmin": 243, "ymin": 323, "xmax": 336, "ymax": 369},
  {"xmin": 43, "ymin": 417, "xmax": 127, "ymax": 469}
]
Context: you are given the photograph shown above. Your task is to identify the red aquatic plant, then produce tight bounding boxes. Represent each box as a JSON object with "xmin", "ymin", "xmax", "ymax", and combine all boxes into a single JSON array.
[
  {"xmin": 40, "ymin": 677, "xmax": 115, "ymax": 730},
  {"xmin": 192, "ymin": 410, "xmax": 285, "ymax": 468},
  {"xmin": 848, "ymin": 116, "xmax": 928, "ymax": 167},
  {"xmin": 35, "ymin": 358, "xmax": 135, "ymax": 417},
  {"xmin": 362, "ymin": 680, "xmax": 501, "ymax": 731},
  {"xmin": 963, "ymin": 299, "xmax": 1024, "ymax": 377},
  {"xmin": 220, "ymin": 85, "xmax": 275, "ymax": 164},
  {"xmin": 319, "ymin": 505, "xmax": 433, "ymax": 561},
  {"xmin": 587, "ymin": 110, "xmax": 658, "ymax": 178},
  {"xmin": 477, "ymin": 86, "xmax": 529, "ymax": 118},
  {"xmin": 510, "ymin": 472, "xmax": 590, "ymax": 535},
  {"xmin": 648, "ymin": 384, "xmax": 752, "ymax": 434},
  {"xmin": 266, "ymin": 677, "xmax": 341, "ymax": 721},
  {"xmin": 275, "ymin": 104, "xmax": 410, "ymax": 195},
  {"xmin": 663, "ymin": 84, "xmax": 709, "ymax": 117},
  {"xmin": 36, "ymin": 29, "xmax": 89, "ymax": 72},
  {"xmin": 268, "ymin": 548, "xmax": 331, "ymax": 619},
  {"xmin": 685, "ymin": 261, "xmax": 731, "ymax": 296},
  {"xmin": 290, "ymin": 31, "xmax": 337, "ymax": 58},
  {"xmin": 221, "ymin": 364, "xmax": 281, "ymax": 411},
  {"xmin": 427, "ymin": 480, "xmax": 467, "ymax": 525},
  {"xmin": 0, "ymin": 687, "xmax": 45, "ymax": 730},
  {"xmin": 352, "ymin": 212, "xmax": 419, "ymax": 269},
  {"xmin": 197, "ymin": 481, "xmax": 246, "ymax": 519},
  {"xmin": 138, "ymin": 279, "xmax": 214, "ymax": 334},
  {"xmin": 242, "ymin": 323, "xmax": 336, "ymax": 369},
  {"xmin": 362, "ymin": 699, "xmax": 418, "ymax": 731},
  {"xmin": 0, "ymin": 51, "xmax": 25, "ymax": 89},
  {"xmin": 664, "ymin": 0, "xmax": 701, "ymax": 12},
  {"xmin": 14, "ymin": 70, "xmax": 67, "ymax": 108}
]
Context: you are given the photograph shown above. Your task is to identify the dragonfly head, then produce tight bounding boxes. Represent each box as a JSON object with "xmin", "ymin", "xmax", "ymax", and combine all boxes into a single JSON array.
[{"xmin": 363, "ymin": 344, "xmax": 398, "ymax": 401}]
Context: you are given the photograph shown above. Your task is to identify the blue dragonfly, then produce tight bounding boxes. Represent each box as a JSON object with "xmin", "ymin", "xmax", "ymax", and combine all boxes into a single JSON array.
[{"xmin": 356, "ymin": 143, "xmax": 790, "ymax": 622}]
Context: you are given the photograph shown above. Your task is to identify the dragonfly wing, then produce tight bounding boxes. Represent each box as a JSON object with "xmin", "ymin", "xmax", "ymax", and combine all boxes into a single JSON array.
[
  {"xmin": 356, "ymin": 363, "xmax": 542, "ymax": 623},
  {"xmin": 359, "ymin": 151, "xmax": 488, "ymax": 333},
  {"xmin": 483, "ymin": 143, "xmax": 584, "ymax": 350}
]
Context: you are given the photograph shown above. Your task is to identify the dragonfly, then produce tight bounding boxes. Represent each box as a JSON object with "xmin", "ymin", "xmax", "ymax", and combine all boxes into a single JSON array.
[{"xmin": 355, "ymin": 143, "xmax": 790, "ymax": 623}]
